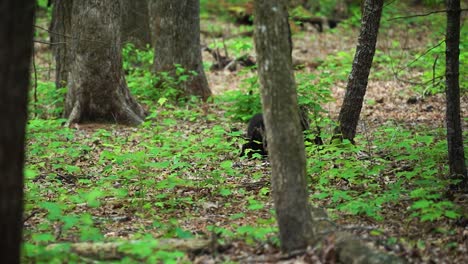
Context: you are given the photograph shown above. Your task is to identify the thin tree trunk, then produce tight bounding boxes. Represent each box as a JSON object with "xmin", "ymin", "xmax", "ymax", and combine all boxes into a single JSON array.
[
  {"xmin": 147, "ymin": 0, "xmax": 158, "ymax": 47},
  {"xmin": 152, "ymin": 0, "xmax": 211, "ymax": 100},
  {"xmin": 254, "ymin": 0, "xmax": 314, "ymax": 253},
  {"xmin": 445, "ymin": 0, "xmax": 467, "ymax": 191},
  {"xmin": 335, "ymin": 0, "xmax": 383, "ymax": 142},
  {"xmin": 0, "ymin": 1, "xmax": 35, "ymax": 262},
  {"xmin": 121, "ymin": 0, "xmax": 151, "ymax": 49},
  {"xmin": 65, "ymin": 0, "xmax": 146, "ymax": 125},
  {"xmin": 50, "ymin": 0, "xmax": 73, "ymax": 89}
]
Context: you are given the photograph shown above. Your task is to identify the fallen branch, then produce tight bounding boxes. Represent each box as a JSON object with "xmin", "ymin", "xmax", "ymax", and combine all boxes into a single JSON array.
[
  {"xmin": 388, "ymin": 8, "xmax": 468, "ymax": 21},
  {"xmin": 200, "ymin": 29, "xmax": 253, "ymax": 39},
  {"xmin": 46, "ymin": 238, "xmax": 211, "ymax": 260}
]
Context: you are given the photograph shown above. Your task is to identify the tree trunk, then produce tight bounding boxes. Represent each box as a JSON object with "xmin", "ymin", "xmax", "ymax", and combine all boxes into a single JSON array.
[
  {"xmin": 65, "ymin": 0, "xmax": 146, "ymax": 125},
  {"xmin": 0, "ymin": 1, "xmax": 35, "ymax": 262},
  {"xmin": 121, "ymin": 0, "xmax": 151, "ymax": 49},
  {"xmin": 50, "ymin": 0, "xmax": 73, "ymax": 89},
  {"xmin": 445, "ymin": 0, "xmax": 467, "ymax": 191},
  {"xmin": 254, "ymin": 0, "xmax": 314, "ymax": 253},
  {"xmin": 147, "ymin": 0, "xmax": 158, "ymax": 47},
  {"xmin": 254, "ymin": 2, "xmax": 407, "ymax": 261},
  {"xmin": 335, "ymin": 0, "xmax": 383, "ymax": 142},
  {"xmin": 152, "ymin": 0, "xmax": 211, "ymax": 101}
]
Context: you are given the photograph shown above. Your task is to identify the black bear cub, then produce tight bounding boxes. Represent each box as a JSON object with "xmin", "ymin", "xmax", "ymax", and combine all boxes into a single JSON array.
[
  {"xmin": 240, "ymin": 113, "xmax": 267, "ymax": 158},
  {"xmin": 240, "ymin": 108, "xmax": 315, "ymax": 158}
]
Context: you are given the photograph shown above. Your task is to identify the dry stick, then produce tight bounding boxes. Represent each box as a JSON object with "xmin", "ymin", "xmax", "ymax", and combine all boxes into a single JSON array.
[
  {"xmin": 47, "ymin": 55, "xmax": 52, "ymax": 80},
  {"xmin": 405, "ymin": 39, "xmax": 444, "ymax": 68},
  {"xmin": 394, "ymin": 72, "xmax": 444, "ymax": 87},
  {"xmin": 210, "ymin": 37, "xmax": 223, "ymax": 67},
  {"xmin": 388, "ymin": 8, "xmax": 468, "ymax": 21},
  {"xmin": 384, "ymin": 11, "xmax": 406, "ymax": 84},
  {"xmin": 34, "ymin": 24, "xmax": 106, "ymax": 44},
  {"xmin": 389, "ymin": 22, "xmax": 410, "ymax": 79},
  {"xmin": 222, "ymin": 36, "xmax": 229, "ymax": 59},
  {"xmin": 387, "ymin": 27, "xmax": 443, "ymax": 86},
  {"xmin": 432, "ymin": 54, "xmax": 439, "ymax": 87},
  {"xmin": 34, "ymin": 24, "xmax": 71, "ymax": 39},
  {"xmin": 32, "ymin": 42, "xmax": 38, "ymax": 118},
  {"xmin": 392, "ymin": 39, "xmax": 445, "ymax": 86},
  {"xmin": 33, "ymin": 39, "xmax": 66, "ymax": 45},
  {"xmin": 23, "ymin": 210, "xmax": 39, "ymax": 223},
  {"xmin": 384, "ymin": 0, "xmax": 398, "ymax": 8},
  {"xmin": 361, "ymin": 120, "xmax": 373, "ymax": 159}
]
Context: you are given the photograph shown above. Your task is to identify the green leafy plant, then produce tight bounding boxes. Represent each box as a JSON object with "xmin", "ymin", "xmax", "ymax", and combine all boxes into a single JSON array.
[
  {"xmin": 29, "ymin": 81, "xmax": 66, "ymax": 119},
  {"xmin": 410, "ymin": 199, "xmax": 460, "ymax": 222},
  {"xmin": 123, "ymin": 44, "xmax": 200, "ymax": 105},
  {"xmin": 308, "ymin": 123, "xmax": 464, "ymax": 222},
  {"xmin": 220, "ymin": 72, "xmax": 262, "ymax": 122},
  {"xmin": 24, "ymin": 3, "xmax": 467, "ymax": 262}
]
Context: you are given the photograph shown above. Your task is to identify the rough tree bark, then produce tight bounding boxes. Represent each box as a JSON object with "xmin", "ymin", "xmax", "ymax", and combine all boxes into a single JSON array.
[
  {"xmin": 50, "ymin": 0, "xmax": 73, "ymax": 89},
  {"xmin": 152, "ymin": 0, "xmax": 211, "ymax": 100},
  {"xmin": 147, "ymin": 0, "xmax": 158, "ymax": 47},
  {"xmin": 445, "ymin": 0, "xmax": 467, "ymax": 191},
  {"xmin": 335, "ymin": 0, "xmax": 383, "ymax": 142},
  {"xmin": 65, "ymin": 0, "xmax": 146, "ymax": 125},
  {"xmin": 254, "ymin": 0, "xmax": 314, "ymax": 253},
  {"xmin": 121, "ymin": 0, "xmax": 151, "ymax": 49},
  {"xmin": 254, "ymin": 1, "xmax": 405, "ymax": 262},
  {"xmin": 0, "ymin": 1, "xmax": 35, "ymax": 263}
]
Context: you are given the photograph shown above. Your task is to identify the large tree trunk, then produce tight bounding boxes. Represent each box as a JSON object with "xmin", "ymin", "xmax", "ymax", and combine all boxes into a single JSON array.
[
  {"xmin": 121, "ymin": 0, "xmax": 151, "ymax": 49},
  {"xmin": 65, "ymin": 0, "xmax": 146, "ymax": 125},
  {"xmin": 0, "ymin": 1, "xmax": 35, "ymax": 262},
  {"xmin": 152, "ymin": 0, "xmax": 211, "ymax": 101},
  {"xmin": 335, "ymin": 0, "xmax": 383, "ymax": 142},
  {"xmin": 50, "ymin": 0, "xmax": 73, "ymax": 89},
  {"xmin": 445, "ymin": 0, "xmax": 467, "ymax": 191},
  {"xmin": 254, "ymin": 0, "xmax": 314, "ymax": 253},
  {"xmin": 254, "ymin": 2, "xmax": 406, "ymax": 262}
]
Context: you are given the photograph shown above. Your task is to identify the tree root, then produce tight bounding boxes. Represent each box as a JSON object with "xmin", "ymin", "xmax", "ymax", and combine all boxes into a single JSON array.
[{"xmin": 310, "ymin": 207, "xmax": 406, "ymax": 264}]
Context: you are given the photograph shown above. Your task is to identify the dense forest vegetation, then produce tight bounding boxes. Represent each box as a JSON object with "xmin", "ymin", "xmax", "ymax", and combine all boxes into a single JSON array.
[{"xmin": 0, "ymin": 0, "xmax": 466, "ymax": 263}]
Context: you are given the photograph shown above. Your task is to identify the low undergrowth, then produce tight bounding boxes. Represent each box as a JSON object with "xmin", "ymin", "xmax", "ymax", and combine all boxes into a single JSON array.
[
  {"xmin": 23, "ymin": 99, "xmax": 466, "ymax": 262},
  {"xmin": 24, "ymin": 3, "xmax": 467, "ymax": 261}
]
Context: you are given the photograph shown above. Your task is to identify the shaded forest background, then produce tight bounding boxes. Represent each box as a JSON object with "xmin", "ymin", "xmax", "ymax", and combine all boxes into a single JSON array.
[{"xmin": 18, "ymin": 0, "xmax": 468, "ymax": 263}]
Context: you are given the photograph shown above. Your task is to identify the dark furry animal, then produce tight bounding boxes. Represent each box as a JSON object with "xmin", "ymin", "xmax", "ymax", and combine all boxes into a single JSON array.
[
  {"xmin": 240, "ymin": 108, "xmax": 316, "ymax": 158},
  {"xmin": 240, "ymin": 113, "xmax": 267, "ymax": 158}
]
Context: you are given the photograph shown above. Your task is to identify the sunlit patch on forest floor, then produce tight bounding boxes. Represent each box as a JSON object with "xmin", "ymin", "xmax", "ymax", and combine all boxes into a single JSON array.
[{"xmin": 24, "ymin": 3, "xmax": 467, "ymax": 263}]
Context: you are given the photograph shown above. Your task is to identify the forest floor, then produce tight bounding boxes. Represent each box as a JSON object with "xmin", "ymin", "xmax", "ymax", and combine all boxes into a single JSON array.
[
  {"xmin": 197, "ymin": 15, "xmax": 468, "ymax": 264},
  {"xmin": 26, "ymin": 5, "xmax": 467, "ymax": 264}
]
